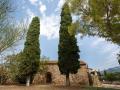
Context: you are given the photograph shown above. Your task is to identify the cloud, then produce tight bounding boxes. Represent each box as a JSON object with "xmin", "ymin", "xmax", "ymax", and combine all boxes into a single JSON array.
[
  {"xmin": 40, "ymin": 14, "xmax": 60, "ymax": 39},
  {"xmin": 56, "ymin": 0, "xmax": 65, "ymax": 11},
  {"xmin": 101, "ymin": 44, "xmax": 119, "ymax": 54},
  {"xmin": 98, "ymin": 49, "xmax": 119, "ymax": 70},
  {"xmin": 39, "ymin": 1, "xmax": 47, "ymax": 16},
  {"xmin": 47, "ymin": 0, "xmax": 54, "ymax": 3},
  {"xmin": 90, "ymin": 37, "xmax": 105, "ymax": 47},
  {"xmin": 79, "ymin": 36, "xmax": 119, "ymax": 70},
  {"xmin": 101, "ymin": 46, "xmax": 118, "ymax": 69},
  {"xmin": 58, "ymin": 0, "xmax": 65, "ymax": 8},
  {"xmin": 26, "ymin": 8, "xmax": 35, "ymax": 22},
  {"xmin": 29, "ymin": 0, "xmax": 38, "ymax": 5}
]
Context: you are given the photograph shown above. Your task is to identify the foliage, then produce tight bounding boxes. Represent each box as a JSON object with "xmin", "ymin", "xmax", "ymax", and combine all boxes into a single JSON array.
[
  {"xmin": 39, "ymin": 56, "xmax": 49, "ymax": 74},
  {"xmin": 0, "ymin": 21, "xmax": 28, "ymax": 54},
  {"xmin": 4, "ymin": 55, "xmax": 48, "ymax": 84},
  {"xmin": 0, "ymin": 0, "xmax": 13, "ymax": 53},
  {"xmin": 103, "ymin": 72, "xmax": 120, "ymax": 82},
  {"xmin": 0, "ymin": 0, "xmax": 27, "ymax": 55},
  {"xmin": 69, "ymin": 0, "xmax": 120, "ymax": 64},
  {"xmin": 17, "ymin": 17, "xmax": 40, "ymax": 84},
  {"xmin": 5, "ymin": 53, "xmax": 23, "ymax": 82},
  {"xmin": 0, "ymin": 0, "xmax": 13, "ymax": 30},
  {"xmin": 58, "ymin": 3, "xmax": 80, "ymax": 85},
  {"xmin": 117, "ymin": 53, "xmax": 120, "ymax": 64},
  {"xmin": 0, "ymin": 65, "xmax": 9, "ymax": 84},
  {"xmin": 105, "ymin": 73, "xmax": 115, "ymax": 82},
  {"xmin": 69, "ymin": 0, "xmax": 120, "ymax": 45}
]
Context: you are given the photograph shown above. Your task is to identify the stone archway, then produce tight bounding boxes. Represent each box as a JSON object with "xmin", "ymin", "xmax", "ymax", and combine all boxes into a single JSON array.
[{"xmin": 46, "ymin": 72, "xmax": 52, "ymax": 84}]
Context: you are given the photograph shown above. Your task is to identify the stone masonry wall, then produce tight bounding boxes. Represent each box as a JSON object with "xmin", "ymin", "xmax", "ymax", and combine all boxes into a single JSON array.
[{"xmin": 33, "ymin": 62, "xmax": 90, "ymax": 86}]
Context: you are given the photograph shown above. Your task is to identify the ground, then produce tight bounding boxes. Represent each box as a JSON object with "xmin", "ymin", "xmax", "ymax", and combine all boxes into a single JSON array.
[{"xmin": 0, "ymin": 85, "xmax": 119, "ymax": 90}]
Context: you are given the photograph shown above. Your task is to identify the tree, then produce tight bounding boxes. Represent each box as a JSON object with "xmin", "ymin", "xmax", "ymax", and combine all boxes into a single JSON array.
[
  {"xmin": 0, "ymin": 0, "xmax": 13, "ymax": 30},
  {"xmin": 117, "ymin": 53, "xmax": 120, "ymax": 65},
  {"xmin": 69, "ymin": 0, "xmax": 120, "ymax": 63},
  {"xmin": 0, "ymin": 0, "xmax": 13, "ymax": 53},
  {"xmin": 58, "ymin": 3, "xmax": 80, "ymax": 86},
  {"xmin": 5, "ymin": 53, "xmax": 22, "ymax": 81},
  {"xmin": 69, "ymin": 0, "xmax": 120, "ymax": 44},
  {"xmin": 104, "ymin": 70, "xmax": 107, "ymax": 76},
  {"xmin": 0, "ymin": 22, "xmax": 27, "ymax": 54},
  {"xmin": 39, "ymin": 56, "xmax": 49, "ymax": 74},
  {"xmin": 0, "ymin": 0, "xmax": 27, "ymax": 55},
  {"xmin": 0, "ymin": 65, "xmax": 9, "ymax": 84},
  {"xmin": 105, "ymin": 73, "xmax": 115, "ymax": 82},
  {"xmin": 18, "ymin": 17, "xmax": 40, "ymax": 86}
]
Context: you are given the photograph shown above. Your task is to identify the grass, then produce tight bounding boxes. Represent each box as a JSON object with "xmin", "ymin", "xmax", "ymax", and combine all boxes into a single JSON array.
[{"xmin": 0, "ymin": 85, "xmax": 119, "ymax": 90}]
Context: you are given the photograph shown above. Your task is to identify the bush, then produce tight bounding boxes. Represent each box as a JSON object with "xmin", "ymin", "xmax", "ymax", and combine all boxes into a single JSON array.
[
  {"xmin": 15, "ymin": 74, "xmax": 33, "ymax": 84},
  {"xmin": 0, "ymin": 66, "xmax": 9, "ymax": 84},
  {"xmin": 104, "ymin": 72, "xmax": 120, "ymax": 82}
]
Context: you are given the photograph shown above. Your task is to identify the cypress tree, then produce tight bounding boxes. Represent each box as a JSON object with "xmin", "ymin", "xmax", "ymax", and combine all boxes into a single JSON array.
[
  {"xmin": 18, "ymin": 17, "xmax": 40, "ymax": 86},
  {"xmin": 58, "ymin": 3, "xmax": 80, "ymax": 86}
]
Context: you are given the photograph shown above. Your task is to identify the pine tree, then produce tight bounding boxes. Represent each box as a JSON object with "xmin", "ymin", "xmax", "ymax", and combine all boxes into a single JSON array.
[
  {"xmin": 70, "ymin": 0, "xmax": 120, "ymax": 45},
  {"xmin": 18, "ymin": 17, "xmax": 40, "ymax": 86},
  {"xmin": 58, "ymin": 3, "xmax": 80, "ymax": 86}
]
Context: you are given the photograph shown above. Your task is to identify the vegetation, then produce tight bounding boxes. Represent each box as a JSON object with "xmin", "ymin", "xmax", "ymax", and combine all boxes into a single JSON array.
[
  {"xmin": 5, "ymin": 54, "xmax": 20, "ymax": 81},
  {"xmin": 103, "ymin": 71, "xmax": 120, "ymax": 82},
  {"xmin": 17, "ymin": 17, "xmax": 40, "ymax": 86},
  {"xmin": 58, "ymin": 3, "xmax": 80, "ymax": 86},
  {"xmin": 117, "ymin": 53, "xmax": 120, "ymax": 64},
  {"xmin": 0, "ymin": 66, "xmax": 9, "ymax": 84},
  {"xmin": 0, "ymin": 0, "xmax": 12, "ymax": 29},
  {"xmin": 69, "ymin": 0, "xmax": 120, "ymax": 63},
  {"xmin": 2, "ymin": 55, "xmax": 48, "ymax": 85},
  {"xmin": 39, "ymin": 56, "xmax": 49, "ymax": 74},
  {"xmin": 69, "ymin": 0, "xmax": 120, "ymax": 44},
  {"xmin": 0, "ymin": 0, "xmax": 27, "ymax": 55}
]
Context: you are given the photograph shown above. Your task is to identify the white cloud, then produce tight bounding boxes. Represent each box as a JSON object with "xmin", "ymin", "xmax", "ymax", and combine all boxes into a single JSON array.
[
  {"xmin": 90, "ymin": 37, "xmax": 105, "ymax": 47},
  {"xmin": 40, "ymin": 14, "xmax": 60, "ymax": 39},
  {"xmin": 79, "ymin": 36, "xmax": 119, "ymax": 70},
  {"xmin": 58, "ymin": 0, "xmax": 65, "ymax": 8},
  {"xmin": 88, "ymin": 36, "xmax": 119, "ymax": 70},
  {"xmin": 99, "ymin": 50, "xmax": 119, "ymax": 70},
  {"xmin": 39, "ymin": 1, "xmax": 47, "ymax": 16},
  {"xmin": 103, "ymin": 46, "xmax": 119, "ymax": 66},
  {"xmin": 26, "ymin": 8, "xmax": 35, "ymax": 23},
  {"xmin": 29, "ymin": 0, "xmax": 38, "ymax": 5},
  {"xmin": 56, "ymin": 0, "xmax": 65, "ymax": 11},
  {"xmin": 101, "ymin": 44, "xmax": 118, "ymax": 54}
]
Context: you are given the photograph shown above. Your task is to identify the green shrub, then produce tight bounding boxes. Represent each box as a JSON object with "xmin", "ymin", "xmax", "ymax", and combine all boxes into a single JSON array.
[{"xmin": 0, "ymin": 66, "xmax": 9, "ymax": 84}]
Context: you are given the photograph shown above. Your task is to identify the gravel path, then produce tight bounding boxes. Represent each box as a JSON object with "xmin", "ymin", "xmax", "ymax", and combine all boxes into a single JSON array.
[{"xmin": 102, "ymin": 84, "xmax": 120, "ymax": 89}]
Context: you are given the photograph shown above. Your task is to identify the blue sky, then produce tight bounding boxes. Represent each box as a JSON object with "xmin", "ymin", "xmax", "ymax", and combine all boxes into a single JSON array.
[{"xmin": 8, "ymin": 0, "xmax": 120, "ymax": 70}]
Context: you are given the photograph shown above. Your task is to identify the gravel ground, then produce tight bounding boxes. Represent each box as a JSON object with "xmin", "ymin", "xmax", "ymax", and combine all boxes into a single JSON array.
[
  {"xmin": 102, "ymin": 84, "xmax": 120, "ymax": 89},
  {"xmin": 0, "ymin": 85, "xmax": 119, "ymax": 90}
]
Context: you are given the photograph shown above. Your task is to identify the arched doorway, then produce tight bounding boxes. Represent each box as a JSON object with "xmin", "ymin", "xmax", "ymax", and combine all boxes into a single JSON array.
[{"xmin": 46, "ymin": 72, "xmax": 52, "ymax": 84}]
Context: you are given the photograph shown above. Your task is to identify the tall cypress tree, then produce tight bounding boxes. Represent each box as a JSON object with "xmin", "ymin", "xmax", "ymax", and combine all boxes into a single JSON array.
[
  {"xmin": 58, "ymin": 3, "xmax": 80, "ymax": 86},
  {"xmin": 18, "ymin": 17, "xmax": 40, "ymax": 86}
]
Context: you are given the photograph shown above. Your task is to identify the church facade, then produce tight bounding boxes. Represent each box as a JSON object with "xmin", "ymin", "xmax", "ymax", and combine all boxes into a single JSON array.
[{"xmin": 33, "ymin": 60, "xmax": 90, "ymax": 86}]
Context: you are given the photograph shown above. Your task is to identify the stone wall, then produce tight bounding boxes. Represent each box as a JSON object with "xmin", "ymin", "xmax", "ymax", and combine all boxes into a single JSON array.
[
  {"xmin": 33, "ymin": 61, "xmax": 90, "ymax": 86},
  {"xmin": 70, "ymin": 65, "xmax": 89, "ymax": 85}
]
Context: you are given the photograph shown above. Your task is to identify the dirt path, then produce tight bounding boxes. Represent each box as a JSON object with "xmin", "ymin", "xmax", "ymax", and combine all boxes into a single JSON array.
[
  {"xmin": 0, "ymin": 85, "xmax": 120, "ymax": 90},
  {"xmin": 0, "ymin": 85, "xmax": 86, "ymax": 90},
  {"xmin": 102, "ymin": 84, "xmax": 120, "ymax": 89}
]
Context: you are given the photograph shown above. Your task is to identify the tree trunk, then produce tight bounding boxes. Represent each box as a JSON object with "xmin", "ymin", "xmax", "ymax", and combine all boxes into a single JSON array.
[
  {"xmin": 26, "ymin": 75, "xmax": 30, "ymax": 86},
  {"xmin": 66, "ymin": 74, "xmax": 70, "ymax": 86}
]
